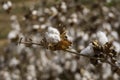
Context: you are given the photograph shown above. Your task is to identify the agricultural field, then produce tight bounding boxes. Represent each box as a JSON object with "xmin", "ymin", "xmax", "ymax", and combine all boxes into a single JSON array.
[{"xmin": 0, "ymin": 0, "xmax": 120, "ymax": 80}]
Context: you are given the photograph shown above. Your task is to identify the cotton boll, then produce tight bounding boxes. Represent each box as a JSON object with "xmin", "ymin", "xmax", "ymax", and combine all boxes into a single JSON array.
[
  {"xmin": 17, "ymin": 44, "xmax": 25, "ymax": 54},
  {"xmin": 10, "ymin": 15, "xmax": 21, "ymax": 31},
  {"xmin": 50, "ymin": 7, "xmax": 58, "ymax": 16},
  {"xmin": 10, "ymin": 15, "xmax": 17, "ymax": 21},
  {"xmin": 0, "ymin": 71, "xmax": 12, "ymax": 80},
  {"xmin": 45, "ymin": 33, "xmax": 61, "ymax": 43},
  {"xmin": 71, "ymin": 13, "xmax": 77, "ymax": 18},
  {"xmin": 96, "ymin": 31, "xmax": 108, "ymax": 45},
  {"xmin": 70, "ymin": 60, "xmax": 77, "ymax": 72},
  {"xmin": 75, "ymin": 73, "xmax": 81, "ymax": 80},
  {"xmin": 3, "ymin": 3, "xmax": 9, "ymax": 10},
  {"xmin": 64, "ymin": 61, "xmax": 71, "ymax": 70},
  {"xmin": 47, "ymin": 27, "xmax": 60, "ymax": 35},
  {"xmin": 83, "ymin": 8, "xmax": 90, "ymax": 15},
  {"xmin": 80, "ymin": 43, "xmax": 94, "ymax": 56},
  {"xmin": 32, "ymin": 10, "xmax": 38, "ymax": 15},
  {"xmin": 102, "ymin": 63, "xmax": 112, "ymax": 79},
  {"xmin": 72, "ymin": 18, "xmax": 78, "ymax": 24},
  {"xmin": 113, "ymin": 41, "xmax": 120, "ymax": 53},
  {"xmin": 27, "ymin": 64, "xmax": 36, "ymax": 77},
  {"xmin": 113, "ymin": 73, "xmax": 119, "ymax": 80},
  {"xmin": 111, "ymin": 31, "xmax": 119, "ymax": 40},
  {"xmin": 33, "ymin": 24, "xmax": 40, "ymax": 30},
  {"xmin": 106, "ymin": 0, "xmax": 112, "ymax": 3},
  {"xmin": 108, "ymin": 12, "xmax": 115, "ymax": 18},
  {"xmin": 44, "ymin": 8, "xmax": 51, "ymax": 14},
  {"xmin": 82, "ymin": 33, "xmax": 89, "ymax": 41},
  {"xmin": 102, "ymin": 22, "xmax": 112, "ymax": 32},
  {"xmin": 51, "ymin": 63, "xmax": 63, "ymax": 74},
  {"xmin": 8, "ymin": 30, "xmax": 19, "ymax": 40},
  {"xmin": 61, "ymin": 2, "xmax": 67, "ymax": 12},
  {"xmin": 45, "ymin": 27, "xmax": 61, "ymax": 43},
  {"xmin": 7, "ymin": 1, "xmax": 12, "ymax": 7},
  {"xmin": 102, "ymin": 6, "xmax": 109, "ymax": 13},
  {"xmin": 59, "ymin": 15, "xmax": 66, "ymax": 22},
  {"xmin": 9, "ymin": 57, "xmax": 20, "ymax": 67}
]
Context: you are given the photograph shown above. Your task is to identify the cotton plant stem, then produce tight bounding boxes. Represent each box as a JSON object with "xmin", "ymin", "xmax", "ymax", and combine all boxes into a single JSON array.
[
  {"xmin": 18, "ymin": 41, "xmax": 120, "ymax": 70},
  {"xmin": 65, "ymin": 49, "xmax": 104, "ymax": 60},
  {"xmin": 65, "ymin": 49, "xmax": 120, "ymax": 70},
  {"xmin": 18, "ymin": 41, "xmax": 42, "ymax": 46},
  {"xmin": 105, "ymin": 60, "xmax": 120, "ymax": 70}
]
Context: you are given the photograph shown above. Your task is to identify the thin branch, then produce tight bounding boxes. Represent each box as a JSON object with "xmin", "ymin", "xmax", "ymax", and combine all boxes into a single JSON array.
[
  {"xmin": 64, "ymin": 49, "xmax": 104, "ymax": 60},
  {"xmin": 18, "ymin": 41, "xmax": 120, "ymax": 70},
  {"xmin": 18, "ymin": 41, "xmax": 42, "ymax": 46},
  {"xmin": 65, "ymin": 49, "xmax": 120, "ymax": 70}
]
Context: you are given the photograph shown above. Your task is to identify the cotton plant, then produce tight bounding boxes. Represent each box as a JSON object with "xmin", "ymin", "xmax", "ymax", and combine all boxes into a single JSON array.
[
  {"xmin": 18, "ymin": 27, "xmax": 120, "ymax": 72},
  {"xmin": 19, "ymin": 25, "xmax": 72, "ymax": 51},
  {"xmin": 79, "ymin": 31, "xmax": 120, "ymax": 71},
  {"xmin": 2, "ymin": 0, "xmax": 12, "ymax": 13},
  {"xmin": 80, "ymin": 31, "xmax": 108, "ymax": 56},
  {"xmin": 12, "ymin": 1, "xmax": 120, "ymax": 78}
]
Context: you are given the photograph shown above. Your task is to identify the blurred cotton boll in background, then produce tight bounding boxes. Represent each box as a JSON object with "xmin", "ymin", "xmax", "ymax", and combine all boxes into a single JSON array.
[{"xmin": 10, "ymin": 15, "xmax": 21, "ymax": 31}]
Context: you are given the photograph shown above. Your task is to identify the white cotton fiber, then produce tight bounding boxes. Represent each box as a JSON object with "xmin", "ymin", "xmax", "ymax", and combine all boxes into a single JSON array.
[
  {"xmin": 80, "ymin": 43, "xmax": 94, "ymax": 56},
  {"xmin": 45, "ymin": 27, "xmax": 61, "ymax": 43},
  {"xmin": 96, "ymin": 31, "xmax": 108, "ymax": 45}
]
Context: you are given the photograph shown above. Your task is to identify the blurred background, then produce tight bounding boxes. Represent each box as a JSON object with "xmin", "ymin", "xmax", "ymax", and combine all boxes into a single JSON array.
[{"xmin": 0, "ymin": 0, "xmax": 120, "ymax": 80}]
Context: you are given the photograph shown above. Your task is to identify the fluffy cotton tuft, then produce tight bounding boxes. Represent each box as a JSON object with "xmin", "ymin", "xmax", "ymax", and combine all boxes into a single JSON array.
[
  {"xmin": 45, "ymin": 27, "xmax": 61, "ymax": 43},
  {"xmin": 47, "ymin": 27, "xmax": 60, "ymax": 35},
  {"xmin": 32, "ymin": 10, "xmax": 38, "ymax": 15},
  {"xmin": 7, "ymin": 1, "xmax": 12, "ymax": 7},
  {"xmin": 80, "ymin": 43, "xmax": 94, "ymax": 56},
  {"xmin": 8, "ymin": 30, "xmax": 18, "ymax": 39},
  {"xmin": 3, "ymin": 3, "xmax": 9, "ymax": 10},
  {"xmin": 45, "ymin": 33, "xmax": 61, "ymax": 43},
  {"xmin": 96, "ymin": 31, "xmax": 108, "ymax": 45},
  {"xmin": 113, "ymin": 41, "xmax": 120, "ymax": 53}
]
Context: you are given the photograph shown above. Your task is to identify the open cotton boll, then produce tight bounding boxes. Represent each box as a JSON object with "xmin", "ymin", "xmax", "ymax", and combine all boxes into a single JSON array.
[
  {"xmin": 10, "ymin": 15, "xmax": 21, "ymax": 31},
  {"xmin": 7, "ymin": 1, "xmax": 12, "ymax": 7},
  {"xmin": 111, "ymin": 31, "xmax": 119, "ymax": 40},
  {"xmin": 96, "ymin": 31, "xmax": 108, "ymax": 45},
  {"xmin": 113, "ymin": 41, "xmax": 120, "ymax": 53},
  {"xmin": 61, "ymin": 2, "xmax": 67, "ymax": 12},
  {"xmin": 47, "ymin": 27, "xmax": 60, "ymax": 35},
  {"xmin": 45, "ymin": 33, "xmax": 61, "ymax": 43},
  {"xmin": 9, "ymin": 57, "xmax": 20, "ymax": 67},
  {"xmin": 8, "ymin": 30, "xmax": 19, "ymax": 40},
  {"xmin": 80, "ymin": 43, "xmax": 94, "ymax": 56},
  {"xmin": 33, "ymin": 24, "xmax": 40, "ymax": 29},
  {"xmin": 3, "ymin": 3, "xmax": 9, "ymax": 10},
  {"xmin": 32, "ymin": 10, "xmax": 38, "ymax": 15},
  {"xmin": 50, "ymin": 7, "xmax": 58, "ymax": 15}
]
